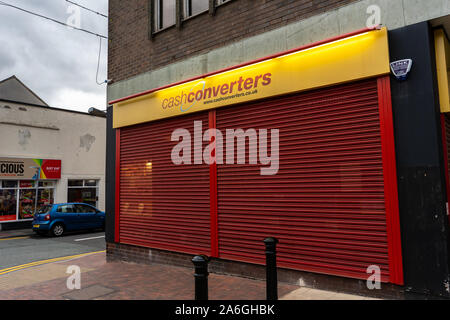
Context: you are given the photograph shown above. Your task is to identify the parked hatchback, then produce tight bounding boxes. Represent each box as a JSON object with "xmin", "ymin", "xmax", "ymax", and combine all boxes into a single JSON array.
[{"xmin": 32, "ymin": 203, "xmax": 105, "ymax": 237}]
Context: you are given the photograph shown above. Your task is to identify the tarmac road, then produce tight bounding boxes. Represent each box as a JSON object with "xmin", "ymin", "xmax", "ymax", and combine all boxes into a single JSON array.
[{"xmin": 0, "ymin": 229, "xmax": 105, "ymax": 270}]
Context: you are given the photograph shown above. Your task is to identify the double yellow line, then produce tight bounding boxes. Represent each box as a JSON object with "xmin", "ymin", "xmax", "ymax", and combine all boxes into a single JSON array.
[
  {"xmin": 0, "ymin": 250, "xmax": 106, "ymax": 276},
  {"xmin": 0, "ymin": 236, "xmax": 30, "ymax": 241}
]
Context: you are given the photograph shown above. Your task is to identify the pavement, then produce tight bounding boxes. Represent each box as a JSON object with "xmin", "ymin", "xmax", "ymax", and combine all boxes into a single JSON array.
[
  {"xmin": 0, "ymin": 247, "xmax": 379, "ymax": 300},
  {"xmin": 0, "ymin": 229, "xmax": 33, "ymax": 239}
]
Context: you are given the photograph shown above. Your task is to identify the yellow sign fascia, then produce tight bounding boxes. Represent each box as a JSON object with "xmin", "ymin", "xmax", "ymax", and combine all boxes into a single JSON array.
[
  {"xmin": 435, "ymin": 29, "xmax": 450, "ymax": 113},
  {"xmin": 113, "ymin": 28, "xmax": 390, "ymax": 128}
]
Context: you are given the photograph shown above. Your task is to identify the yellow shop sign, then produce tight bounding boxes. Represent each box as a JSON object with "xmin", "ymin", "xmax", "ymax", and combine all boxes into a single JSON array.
[{"xmin": 112, "ymin": 28, "xmax": 390, "ymax": 128}]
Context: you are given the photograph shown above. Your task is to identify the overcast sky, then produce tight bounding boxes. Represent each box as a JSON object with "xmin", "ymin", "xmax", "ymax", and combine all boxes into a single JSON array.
[{"xmin": 0, "ymin": 0, "xmax": 108, "ymax": 112}]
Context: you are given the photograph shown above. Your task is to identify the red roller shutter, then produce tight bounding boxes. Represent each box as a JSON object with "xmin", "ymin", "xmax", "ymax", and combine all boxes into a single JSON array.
[
  {"xmin": 216, "ymin": 78, "xmax": 396, "ymax": 282},
  {"xmin": 441, "ymin": 114, "xmax": 450, "ymax": 221},
  {"xmin": 118, "ymin": 112, "xmax": 211, "ymax": 255}
]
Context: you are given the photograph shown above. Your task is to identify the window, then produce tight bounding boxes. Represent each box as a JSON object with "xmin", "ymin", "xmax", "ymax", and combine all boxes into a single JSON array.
[
  {"xmin": 0, "ymin": 180, "xmax": 55, "ymax": 221},
  {"xmin": 57, "ymin": 205, "xmax": 75, "ymax": 213},
  {"xmin": 68, "ymin": 180, "xmax": 83, "ymax": 187},
  {"xmin": 68, "ymin": 179, "xmax": 99, "ymax": 208},
  {"xmin": 37, "ymin": 205, "xmax": 52, "ymax": 215},
  {"xmin": 85, "ymin": 180, "xmax": 97, "ymax": 187},
  {"xmin": 184, "ymin": 0, "xmax": 208, "ymax": 18},
  {"xmin": 75, "ymin": 204, "xmax": 97, "ymax": 213},
  {"xmin": 2, "ymin": 181, "xmax": 17, "ymax": 188},
  {"xmin": 0, "ymin": 189, "xmax": 16, "ymax": 221},
  {"xmin": 153, "ymin": 0, "xmax": 176, "ymax": 31}
]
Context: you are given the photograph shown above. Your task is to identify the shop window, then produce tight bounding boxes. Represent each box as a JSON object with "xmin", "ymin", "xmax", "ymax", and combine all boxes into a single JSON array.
[
  {"xmin": 2, "ymin": 180, "xmax": 17, "ymax": 188},
  {"xmin": 19, "ymin": 189, "xmax": 36, "ymax": 220},
  {"xmin": 153, "ymin": 0, "xmax": 176, "ymax": 32},
  {"xmin": 68, "ymin": 179, "xmax": 99, "ymax": 208},
  {"xmin": 39, "ymin": 181, "xmax": 55, "ymax": 188},
  {"xmin": 20, "ymin": 181, "xmax": 35, "ymax": 188},
  {"xmin": 85, "ymin": 180, "xmax": 97, "ymax": 187},
  {"xmin": 184, "ymin": 0, "xmax": 209, "ymax": 18},
  {"xmin": 0, "ymin": 189, "xmax": 17, "ymax": 221},
  {"xmin": 38, "ymin": 188, "xmax": 54, "ymax": 207},
  {"xmin": 0, "ymin": 180, "xmax": 55, "ymax": 221},
  {"xmin": 68, "ymin": 180, "xmax": 83, "ymax": 187}
]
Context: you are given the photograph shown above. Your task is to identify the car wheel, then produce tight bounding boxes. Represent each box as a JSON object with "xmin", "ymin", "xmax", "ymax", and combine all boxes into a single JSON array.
[{"xmin": 51, "ymin": 223, "xmax": 65, "ymax": 237}]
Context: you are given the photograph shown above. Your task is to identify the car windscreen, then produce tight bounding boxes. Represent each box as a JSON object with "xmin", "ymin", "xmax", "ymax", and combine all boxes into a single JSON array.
[{"xmin": 37, "ymin": 205, "xmax": 52, "ymax": 214}]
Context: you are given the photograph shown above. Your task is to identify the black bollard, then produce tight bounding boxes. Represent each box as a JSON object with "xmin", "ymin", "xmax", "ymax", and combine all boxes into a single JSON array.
[
  {"xmin": 264, "ymin": 237, "xmax": 279, "ymax": 300},
  {"xmin": 192, "ymin": 255, "xmax": 209, "ymax": 300}
]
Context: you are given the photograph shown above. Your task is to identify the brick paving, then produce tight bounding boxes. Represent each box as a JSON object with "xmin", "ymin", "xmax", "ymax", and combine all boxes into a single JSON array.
[
  {"xmin": 0, "ymin": 253, "xmax": 297, "ymax": 300},
  {"xmin": 0, "ymin": 252, "xmax": 374, "ymax": 300}
]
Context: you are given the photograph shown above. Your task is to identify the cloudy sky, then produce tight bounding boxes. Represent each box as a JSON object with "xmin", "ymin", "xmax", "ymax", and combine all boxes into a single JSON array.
[{"xmin": 0, "ymin": 0, "xmax": 108, "ymax": 112}]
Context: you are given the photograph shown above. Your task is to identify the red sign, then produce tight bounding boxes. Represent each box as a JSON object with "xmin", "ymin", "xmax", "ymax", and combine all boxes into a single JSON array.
[
  {"xmin": 19, "ymin": 181, "xmax": 34, "ymax": 188},
  {"xmin": 40, "ymin": 160, "xmax": 62, "ymax": 179}
]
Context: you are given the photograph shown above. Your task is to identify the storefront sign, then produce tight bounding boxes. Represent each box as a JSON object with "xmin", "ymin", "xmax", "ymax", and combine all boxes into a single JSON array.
[
  {"xmin": 435, "ymin": 29, "xmax": 450, "ymax": 113},
  {"xmin": 112, "ymin": 28, "xmax": 390, "ymax": 128},
  {"xmin": 0, "ymin": 158, "xmax": 61, "ymax": 180}
]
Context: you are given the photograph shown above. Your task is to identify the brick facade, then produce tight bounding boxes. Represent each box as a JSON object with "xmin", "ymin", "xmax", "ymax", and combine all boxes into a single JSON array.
[{"xmin": 108, "ymin": 0, "xmax": 359, "ymax": 83}]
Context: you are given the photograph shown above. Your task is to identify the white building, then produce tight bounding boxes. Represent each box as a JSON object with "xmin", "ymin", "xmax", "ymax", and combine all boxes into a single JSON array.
[{"xmin": 0, "ymin": 75, "xmax": 106, "ymax": 230}]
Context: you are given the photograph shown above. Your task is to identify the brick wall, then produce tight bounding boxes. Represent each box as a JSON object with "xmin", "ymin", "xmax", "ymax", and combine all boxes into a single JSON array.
[
  {"xmin": 106, "ymin": 242, "xmax": 407, "ymax": 299},
  {"xmin": 108, "ymin": 0, "xmax": 359, "ymax": 83}
]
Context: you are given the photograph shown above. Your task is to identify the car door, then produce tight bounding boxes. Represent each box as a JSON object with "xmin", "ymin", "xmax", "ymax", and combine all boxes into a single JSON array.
[
  {"xmin": 75, "ymin": 204, "xmax": 99, "ymax": 229},
  {"xmin": 56, "ymin": 204, "xmax": 79, "ymax": 230}
]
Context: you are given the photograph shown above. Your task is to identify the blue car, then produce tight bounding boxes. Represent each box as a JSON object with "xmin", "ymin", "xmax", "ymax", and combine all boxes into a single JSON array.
[{"xmin": 32, "ymin": 203, "xmax": 105, "ymax": 237}]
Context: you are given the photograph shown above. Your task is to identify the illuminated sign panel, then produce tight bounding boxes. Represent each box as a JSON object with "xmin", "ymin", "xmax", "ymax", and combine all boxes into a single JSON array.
[
  {"xmin": 113, "ymin": 28, "xmax": 390, "ymax": 128},
  {"xmin": 435, "ymin": 29, "xmax": 450, "ymax": 113}
]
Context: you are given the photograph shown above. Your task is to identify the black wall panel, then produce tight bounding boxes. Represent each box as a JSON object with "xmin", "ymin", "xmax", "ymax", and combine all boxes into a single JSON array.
[{"xmin": 389, "ymin": 21, "xmax": 450, "ymax": 297}]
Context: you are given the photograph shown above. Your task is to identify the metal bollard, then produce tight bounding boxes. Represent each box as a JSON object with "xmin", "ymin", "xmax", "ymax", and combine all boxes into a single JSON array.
[
  {"xmin": 264, "ymin": 237, "xmax": 279, "ymax": 300},
  {"xmin": 192, "ymin": 255, "xmax": 209, "ymax": 300}
]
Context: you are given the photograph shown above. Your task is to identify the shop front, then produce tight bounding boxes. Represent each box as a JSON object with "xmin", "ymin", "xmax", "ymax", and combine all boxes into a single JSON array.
[
  {"xmin": 110, "ymin": 27, "xmax": 404, "ymax": 285},
  {"xmin": 0, "ymin": 158, "xmax": 61, "ymax": 222}
]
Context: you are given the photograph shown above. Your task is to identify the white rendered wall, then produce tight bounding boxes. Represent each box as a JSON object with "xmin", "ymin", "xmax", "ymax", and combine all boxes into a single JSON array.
[{"xmin": 0, "ymin": 102, "xmax": 106, "ymax": 211}]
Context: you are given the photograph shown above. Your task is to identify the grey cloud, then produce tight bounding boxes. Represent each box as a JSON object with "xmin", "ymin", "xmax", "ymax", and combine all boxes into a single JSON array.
[{"xmin": 0, "ymin": 0, "xmax": 108, "ymax": 111}]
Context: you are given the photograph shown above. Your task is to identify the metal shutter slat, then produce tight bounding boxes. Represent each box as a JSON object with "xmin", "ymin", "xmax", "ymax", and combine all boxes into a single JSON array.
[
  {"xmin": 119, "ymin": 112, "xmax": 211, "ymax": 254},
  {"xmin": 216, "ymin": 78, "xmax": 391, "ymax": 281}
]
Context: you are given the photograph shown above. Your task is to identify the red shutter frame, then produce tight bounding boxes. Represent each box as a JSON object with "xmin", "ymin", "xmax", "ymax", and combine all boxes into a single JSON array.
[
  {"xmin": 117, "ymin": 112, "xmax": 211, "ymax": 255},
  {"xmin": 440, "ymin": 114, "xmax": 450, "ymax": 223},
  {"xmin": 377, "ymin": 76, "xmax": 404, "ymax": 285},
  {"xmin": 115, "ymin": 128, "xmax": 121, "ymax": 243},
  {"xmin": 209, "ymin": 110, "xmax": 219, "ymax": 257}
]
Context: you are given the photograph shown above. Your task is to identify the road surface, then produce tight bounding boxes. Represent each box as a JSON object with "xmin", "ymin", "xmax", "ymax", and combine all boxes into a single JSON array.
[{"xmin": 0, "ymin": 229, "xmax": 105, "ymax": 270}]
